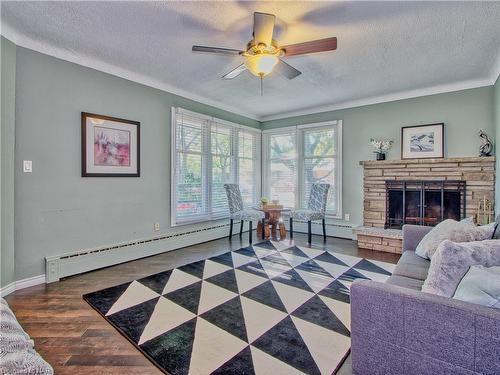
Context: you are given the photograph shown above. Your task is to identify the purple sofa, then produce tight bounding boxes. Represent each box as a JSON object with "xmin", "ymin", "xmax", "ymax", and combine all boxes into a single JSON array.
[{"xmin": 350, "ymin": 224, "xmax": 500, "ymax": 375}]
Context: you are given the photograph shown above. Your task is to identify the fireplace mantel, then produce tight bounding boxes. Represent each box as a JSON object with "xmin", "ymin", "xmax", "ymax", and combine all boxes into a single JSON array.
[
  {"xmin": 360, "ymin": 156, "xmax": 495, "ymax": 228},
  {"xmin": 359, "ymin": 156, "xmax": 495, "ymax": 166}
]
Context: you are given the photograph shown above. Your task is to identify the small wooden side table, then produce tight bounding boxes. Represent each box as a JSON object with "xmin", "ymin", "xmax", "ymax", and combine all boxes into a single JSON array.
[{"xmin": 255, "ymin": 206, "xmax": 291, "ymax": 241}]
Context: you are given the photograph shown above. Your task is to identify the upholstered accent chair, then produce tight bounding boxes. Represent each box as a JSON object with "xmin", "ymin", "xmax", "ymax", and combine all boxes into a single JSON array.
[
  {"xmin": 224, "ymin": 184, "xmax": 264, "ymax": 244},
  {"xmin": 289, "ymin": 183, "xmax": 330, "ymax": 243}
]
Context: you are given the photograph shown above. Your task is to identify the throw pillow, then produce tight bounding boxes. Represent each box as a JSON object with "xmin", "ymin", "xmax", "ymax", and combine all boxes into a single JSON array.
[
  {"xmin": 415, "ymin": 219, "xmax": 495, "ymax": 259},
  {"xmin": 421, "ymin": 239, "xmax": 500, "ymax": 297},
  {"xmin": 453, "ymin": 265, "xmax": 500, "ymax": 308},
  {"xmin": 460, "ymin": 217, "xmax": 475, "ymax": 224},
  {"xmin": 492, "ymin": 215, "xmax": 500, "ymax": 239},
  {"xmin": 461, "ymin": 218, "xmax": 497, "ymax": 239},
  {"xmin": 482, "ymin": 222, "xmax": 498, "ymax": 239}
]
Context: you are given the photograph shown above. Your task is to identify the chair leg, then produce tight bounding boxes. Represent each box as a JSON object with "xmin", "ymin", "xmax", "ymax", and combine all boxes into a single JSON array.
[
  {"xmin": 289, "ymin": 218, "xmax": 293, "ymax": 239},
  {"xmin": 308, "ymin": 221, "xmax": 312, "ymax": 244},
  {"xmin": 229, "ymin": 219, "xmax": 233, "ymax": 238},
  {"xmin": 249, "ymin": 221, "xmax": 253, "ymax": 244},
  {"xmin": 322, "ymin": 219, "xmax": 326, "ymax": 241},
  {"xmin": 239, "ymin": 221, "xmax": 244, "ymax": 237},
  {"xmin": 261, "ymin": 218, "xmax": 266, "ymax": 240}
]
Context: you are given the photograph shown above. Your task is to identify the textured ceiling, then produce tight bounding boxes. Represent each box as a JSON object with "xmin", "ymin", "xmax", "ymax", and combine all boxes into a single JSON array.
[{"xmin": 2, "ymin": 1, "xmax": 500, "ymax": 120}]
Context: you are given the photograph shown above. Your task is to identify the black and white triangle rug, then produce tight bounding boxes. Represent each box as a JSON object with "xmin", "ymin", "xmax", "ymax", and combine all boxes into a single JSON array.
[{"xmin": 83, "ymin": 240, "xmax": 395, "ymax": 375}]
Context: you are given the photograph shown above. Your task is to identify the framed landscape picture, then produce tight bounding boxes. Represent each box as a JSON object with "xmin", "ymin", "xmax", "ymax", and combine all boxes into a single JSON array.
[
  {"xmin": 401, "ymin": 123, "xmax": 444, "ymax": 159},
  {"xmin": 82, "ymin": 112, "xmax": 140, "ymax": 177}
]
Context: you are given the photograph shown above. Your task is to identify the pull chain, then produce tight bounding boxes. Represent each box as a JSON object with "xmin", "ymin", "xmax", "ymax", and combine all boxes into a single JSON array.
[{"xmin": 260, "ymin": 74, "xmax": 263, "ymax": 96}]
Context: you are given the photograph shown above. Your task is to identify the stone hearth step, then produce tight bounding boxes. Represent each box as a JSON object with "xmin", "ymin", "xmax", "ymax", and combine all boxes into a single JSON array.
[{"xmin": 353, "ymin": 226, "xmax": 403, "ymax": 254}]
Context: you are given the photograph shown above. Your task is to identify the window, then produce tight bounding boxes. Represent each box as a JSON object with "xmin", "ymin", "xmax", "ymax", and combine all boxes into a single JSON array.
[
  {"xmin": 267, "ymin": 132, "xmax": 297, "ymax": 208},
  {"xmin": 263, "ymin": 121, "xmax": 342, "ymax": 217},
  {"xmin": 172, "ymin": 108, "xmax": 260, "ymax": 225}
]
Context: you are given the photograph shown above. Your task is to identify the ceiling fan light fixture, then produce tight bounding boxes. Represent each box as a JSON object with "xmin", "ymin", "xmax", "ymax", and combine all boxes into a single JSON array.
[{"xmin": 245, "ymin": 54, "xmax": 279, "ymax": 77}]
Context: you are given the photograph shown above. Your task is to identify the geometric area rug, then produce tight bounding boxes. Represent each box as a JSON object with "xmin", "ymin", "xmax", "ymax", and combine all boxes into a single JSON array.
[{"xmin": 83, "ymin": 240, "xmax": 395, "ymax": 375}]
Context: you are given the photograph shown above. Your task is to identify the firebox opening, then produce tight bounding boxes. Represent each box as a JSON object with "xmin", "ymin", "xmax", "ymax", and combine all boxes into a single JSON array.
[{"xmin": 385, "ymin": 180, "xmax": 466, "ymax": 229}]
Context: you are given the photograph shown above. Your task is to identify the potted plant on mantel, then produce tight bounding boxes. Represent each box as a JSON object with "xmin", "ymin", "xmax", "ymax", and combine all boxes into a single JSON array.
[
  {"xmin": 260, "ymin": 197, "xmax": 269, "ymax": 209},
  {"xmin": 370, "ymin": 138, "xmax": 393, "ymax": 161}
]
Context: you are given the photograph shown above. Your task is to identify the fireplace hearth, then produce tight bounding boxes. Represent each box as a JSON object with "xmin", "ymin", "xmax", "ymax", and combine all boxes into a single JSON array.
[{"xmin": 385, "ymin": 180, "xmax": 466, "ymax": 229}]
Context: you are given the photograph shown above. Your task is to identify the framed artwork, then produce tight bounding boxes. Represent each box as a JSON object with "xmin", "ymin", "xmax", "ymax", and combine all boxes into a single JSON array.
[
  {"xmin": 401, "ymin": 123, "xmax": 444, "ymax": 159},
  {"xmin": 81, "ymin": 112, "xmax": 140, "ymax": 177}
]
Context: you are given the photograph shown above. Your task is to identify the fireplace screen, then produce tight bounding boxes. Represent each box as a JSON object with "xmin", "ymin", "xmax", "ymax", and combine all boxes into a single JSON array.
[{"xmin": 385, "ymin": 180, "xmax": 466, "ymax": 229}]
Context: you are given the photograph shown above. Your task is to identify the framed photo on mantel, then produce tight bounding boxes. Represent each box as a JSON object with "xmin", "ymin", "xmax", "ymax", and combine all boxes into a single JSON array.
[
  {"xmin": 401, "ymin": 123, "xmax": 444, "ymax": 159},
  {"xmin": 81, "ymin": 112, "xmax": 140, "ymax": 177}
]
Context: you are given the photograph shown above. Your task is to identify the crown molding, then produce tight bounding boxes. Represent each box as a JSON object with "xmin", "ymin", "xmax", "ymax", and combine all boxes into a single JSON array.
[
  {"xmin": 2, "ymin": 22, "xmax": 499, "ymax": 124},
  {"xmin": 259, "ymin": 77, "xmax": 496, "ymax": 122},
  {"xmin": 0, "ymin": 23, "xmax": 260, "ymax": 122}
]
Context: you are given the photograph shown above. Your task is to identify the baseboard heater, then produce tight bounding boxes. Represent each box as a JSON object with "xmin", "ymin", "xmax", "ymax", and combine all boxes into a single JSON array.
[
  {"xmin": 288, "ymin": 220, "xmax": 354, "ymax": 240},
  {"xmin": 45, "ymin": 222, "xmax": 233, "ymax": 283},
  {"xmin": 45, "ymin": 220, "xmax": 354, "ymax": 283}
]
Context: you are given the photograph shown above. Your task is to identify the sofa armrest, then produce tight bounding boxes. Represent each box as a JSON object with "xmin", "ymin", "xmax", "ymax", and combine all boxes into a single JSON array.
[
  {"xmin": 350, "ymin": 280, "xmax": 500, "ymax": 375},
  {"xmin": 401, "ymin": 224, "xmax": 432, "ymax": 252}
]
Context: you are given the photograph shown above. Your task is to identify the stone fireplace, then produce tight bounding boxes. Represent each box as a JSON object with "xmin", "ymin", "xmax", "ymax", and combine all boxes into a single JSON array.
[{"xmin": 355, "ymin": 156, "xmax": 495, "ymax": 253}]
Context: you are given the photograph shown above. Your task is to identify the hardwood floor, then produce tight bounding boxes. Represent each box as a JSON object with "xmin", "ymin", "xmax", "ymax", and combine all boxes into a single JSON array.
[{"xmin": 6, "ymin": 232, "xmax": 400, "ymax": 375}]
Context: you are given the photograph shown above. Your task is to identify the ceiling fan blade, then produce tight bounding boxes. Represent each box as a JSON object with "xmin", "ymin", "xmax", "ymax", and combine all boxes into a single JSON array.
[
  {"xmin": 275, "ymin": 60, "xmax": 302, "ymax": 79},
  {"xmin": 222, "ymin": 64, "xmax": 247, "ymax": 80},
  {"xmin": 253, "ymin": 12, "xmax": 275, "ymax": 47},
  {"xmin": 282, "ymin": 37, "xmax": 337, "ymax": 56},
  {"xmin": 192, "ymin": 45, "xmax": 243, "ymax": 55}
]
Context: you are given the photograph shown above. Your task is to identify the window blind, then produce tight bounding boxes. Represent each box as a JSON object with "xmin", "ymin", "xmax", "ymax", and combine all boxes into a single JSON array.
[
  {"xmin": 301, "ymin": 126, "xmax": 339, "ymax": 213},
  {"xmin": 174, "ymin": 112, "xmax": 208, "ymax": 220},
  {"xmin": 238, "ymin": 130, "xmax": 259, "ymax": 206},
  {"xmin": 172, "ymin": 108, "xmax": 260, "ymax": 225},
  {"xmin": 267, "ymin": 132, "xmax": 297, "ymax": 208},
  {"xmin": 263, "ymin": 121, "xmax": 342, "ymax": 218},
  {"xmin": 210, "ymin": 121, "xmax": 234, "ymax": 215}
]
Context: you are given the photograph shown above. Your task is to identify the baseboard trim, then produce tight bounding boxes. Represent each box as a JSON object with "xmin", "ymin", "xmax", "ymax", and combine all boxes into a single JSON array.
[
  {"xmin": 0, "ymin": 274, "xmax": 46, "ymax": 298},
  {"xmin": 0, "ymin": 282, "xmax": 15, "ymax": 298}
]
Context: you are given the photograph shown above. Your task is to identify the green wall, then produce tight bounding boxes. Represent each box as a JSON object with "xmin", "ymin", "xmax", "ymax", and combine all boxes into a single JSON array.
[
  {"xmin": 262, "ymin": 87, "xmax": 495, "ymax": 226},
  {"xmin": 1, "ymin": 37, "xmax": 16, "ymax": 288},
  {"xmin": 14, "ymin": 46, "xmax": 259, "ymax": 280}
]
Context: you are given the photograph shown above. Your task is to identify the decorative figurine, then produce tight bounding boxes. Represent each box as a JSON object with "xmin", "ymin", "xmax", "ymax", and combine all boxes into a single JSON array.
[
  {"xmin": 370, "ymin": 138, "xmax": 393, "ymax": 160},
  {"xmin": 478, "ymin": 129, "xmax": 493, "ymax": 157}
]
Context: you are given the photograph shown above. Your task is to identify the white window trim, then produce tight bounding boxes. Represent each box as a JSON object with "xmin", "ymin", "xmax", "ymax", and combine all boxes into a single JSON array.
[
  {"xmin": 171, "ymin": 107, "xmax": 261, "ymax": 226},
  {"xmin": 262, "ymin": 120, "xmax": 343, "ymax": 219}
]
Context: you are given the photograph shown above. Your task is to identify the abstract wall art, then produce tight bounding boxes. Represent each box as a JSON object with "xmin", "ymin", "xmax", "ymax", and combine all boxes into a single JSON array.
[{"xmin": 82, "ymin": 112, "xmax": 140, "ymax": 177}]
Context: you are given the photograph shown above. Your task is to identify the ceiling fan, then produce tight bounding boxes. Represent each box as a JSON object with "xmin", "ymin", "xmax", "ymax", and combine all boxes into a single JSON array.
[{"xmin": 192, "ymin": 12, "xmax": 337, "ymax": 94}]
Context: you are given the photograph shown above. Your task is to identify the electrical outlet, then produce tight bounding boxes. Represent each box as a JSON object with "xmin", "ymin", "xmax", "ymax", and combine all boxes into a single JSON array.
[
  {"xmin": 344, "ymin": 213, "xmax": 350, "ymax": 222},
  {"xmin": 154, "ymin": 223, "xmax": 160, "ymax": 232},
  {"xmin": 23, "ymin": 160, "xmax": 33, "ymax": 173}
]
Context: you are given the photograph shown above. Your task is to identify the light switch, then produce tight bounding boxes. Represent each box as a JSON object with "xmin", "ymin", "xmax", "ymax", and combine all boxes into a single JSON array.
[{"xmin": 23, "ymin": 160, "xmax": 33, "ymax": 173}]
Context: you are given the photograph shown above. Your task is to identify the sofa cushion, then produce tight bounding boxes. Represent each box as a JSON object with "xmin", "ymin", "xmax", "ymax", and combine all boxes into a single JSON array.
[
  {"xmin": 386, "ymin": 275, "xmax": 424, "ymax": 290},
  {"xmin": 415, "ymin": 219, "xmax": 495, "ymax": 259},
  {"xmin": 453, "ymin": 265, "xmax": 500, "ymax": 308},
  {"xmin": 422, "ymin": 239, "xmax": 500, "ymax": 297},
  {"xmin": 393, "ymin": 251, "xmax": 430, "ymax": 281},
  {"xmin": 492, "ymin": 215, "xmax": 500, "ymax": 239}
]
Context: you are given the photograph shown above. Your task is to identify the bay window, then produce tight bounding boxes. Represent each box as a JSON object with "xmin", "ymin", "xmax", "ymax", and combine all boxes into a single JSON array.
[
  {"xmin": 171, "ymin": 108, "xmax": 260, "ymax": 225},
  {"xmin": 263, "ymin": 121, "xmax": 342, "ymax": 218}
]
